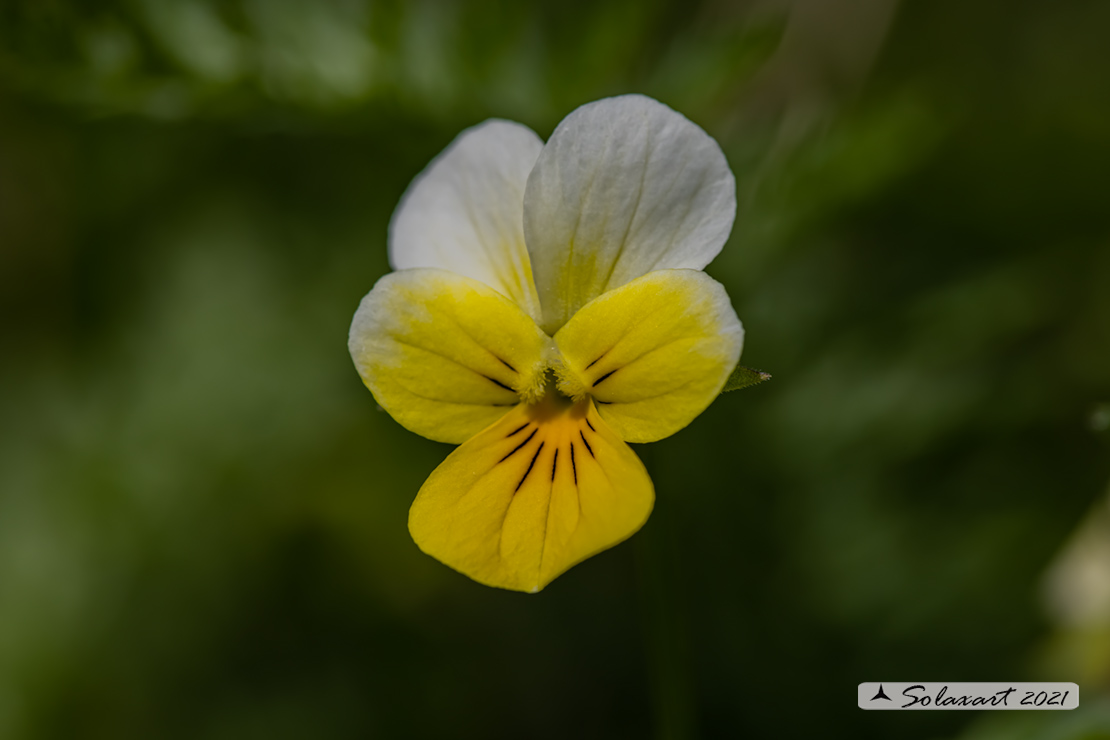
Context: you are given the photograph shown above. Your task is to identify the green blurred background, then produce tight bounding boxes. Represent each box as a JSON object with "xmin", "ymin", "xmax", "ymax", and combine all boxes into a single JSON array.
[{"xmin": 2, "ymin": 0, "xmax": 1109, "ymax": 737}]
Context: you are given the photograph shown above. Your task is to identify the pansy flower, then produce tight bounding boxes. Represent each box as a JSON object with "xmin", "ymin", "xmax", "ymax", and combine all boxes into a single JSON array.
[{"xmin": 349, "ymin": 95, "xmax": 743, "ymax": 593}]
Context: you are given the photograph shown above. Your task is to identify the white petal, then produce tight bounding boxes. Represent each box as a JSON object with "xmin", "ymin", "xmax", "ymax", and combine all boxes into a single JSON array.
[
  {"xmin": 389, "ymin": 119, "xmax": 543, "ymax": 321},
  {"xmin": 523, "ymin": 95, "xmax": 736, "ymax": 334}
]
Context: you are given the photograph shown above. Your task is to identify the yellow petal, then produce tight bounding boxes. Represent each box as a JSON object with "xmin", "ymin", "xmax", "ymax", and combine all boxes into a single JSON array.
[
  {"xmin": 348, "ymin": 269, "xmax": 551, "ymax": 444},
  {"xmin": 408, "ymin": 396, "xmax": 654, "ymax": 593},
  {"xmin": 553, "ymin": 269, "xmax": 743, "ymax": 443}
]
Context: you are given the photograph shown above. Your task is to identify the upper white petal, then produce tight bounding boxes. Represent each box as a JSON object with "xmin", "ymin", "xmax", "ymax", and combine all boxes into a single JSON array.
[
  {"xmin": 522, "ymin": 94, "xmax": 736, "ymax": 334},
  {"xmin": 389, "ymin": 119, "xmax": 543, "ymax": 321}
]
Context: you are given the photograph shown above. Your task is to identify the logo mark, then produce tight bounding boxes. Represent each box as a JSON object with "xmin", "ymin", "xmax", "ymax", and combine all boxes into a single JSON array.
[{"xmin": 871, "ymin": 684, "xmax": 892, "ymax": 702}]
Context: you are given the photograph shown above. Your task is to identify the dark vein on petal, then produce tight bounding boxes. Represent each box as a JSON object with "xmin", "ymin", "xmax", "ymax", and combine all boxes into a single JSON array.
[
  {"xmin": 604, "ymin": 333, "xmax": 708, "ymax": 380},
  {"xmin": 585, "ymin": 418, "xmax": 596, "ymax": 433},
  {"xmin": 573, "ymin": 457, "xmax": 582, "ymax": 520},
  {"xmin": 570, "ymin": 443, "xmax": 578, "ymax": 485},
  {"xmin": 576, "ymin": 301, "xmax": 698, "ymax": 389},
  {"xmin": 484, "ymin": 375, "xmax": 515, "ymax": 392},
  {"xmin": 585, "ymin": 352, "xmax": 607, "ymax": 370},
  {"xmin": 437, "ymin": 316, "xmax": 526, "ymax": 388},
  {"xmin": 500, "ymin": 428, "xmax": 538, "ymax": 462},
  {"xmin": 506, "ymin": 422, "xmax": 530, "ymax": 438},
  {"xmin": 515, "ymin": 442, "xmax": 544, "ymax": 493},
  {"xmin": 389, "ymin": 337, "xmax": 518, "ymax": 399},
  {"xmin": 550, "ymin": 449, "xmax": 559, "ymax": 481},
  {"xmin": 392, "ymin": 380, "xmax": 518, "ymax": 407},
  {"xmin": 592, "ymin": 369, "xmax": 617, "ymax": 387},
  {"xmin": 579, "ymin": 430, "xmax": 594, "ymax": 458},
  {"xmin": 593, "ymin": 377, "xmax": 700, "ymax": 405}
]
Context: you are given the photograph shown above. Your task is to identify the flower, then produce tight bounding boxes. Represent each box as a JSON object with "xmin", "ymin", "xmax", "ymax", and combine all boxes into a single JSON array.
[{"xmin": 348, "ymin": 94, "xmax": 743, "ymax": 593}]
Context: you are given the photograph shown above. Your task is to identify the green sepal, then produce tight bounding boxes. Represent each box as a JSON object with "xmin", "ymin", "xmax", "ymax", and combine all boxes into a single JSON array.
[{"xmin": 722, "ymin": 364, "xmax": 771, "ymax": 393}]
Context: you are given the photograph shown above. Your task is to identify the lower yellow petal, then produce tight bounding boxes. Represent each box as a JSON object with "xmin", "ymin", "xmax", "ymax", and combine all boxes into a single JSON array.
[
  {"xmin": 408, "ymin": 395, "xmax": 654, "ymax": 593},
  {"xmin": 348, "ymin": 268, "xmax": 552, "ymax": 444},
  {"xmin": 553, "ymin": 269, "xmax": 743, "ymax": 443}
]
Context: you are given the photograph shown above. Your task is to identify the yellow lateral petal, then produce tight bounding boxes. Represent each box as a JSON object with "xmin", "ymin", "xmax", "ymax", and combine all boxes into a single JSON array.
[
  {"xmin": 408, "ymin": 397, "xmax": 654, "ymax": 593},
  {"xmin": 348, "ymin": 269, "xmax": 552, "ymax": 444},
  {"xmin": 553, "ymin": 269, "xmax": 743, "ymax": 443}
]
